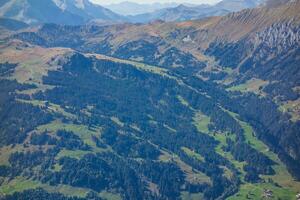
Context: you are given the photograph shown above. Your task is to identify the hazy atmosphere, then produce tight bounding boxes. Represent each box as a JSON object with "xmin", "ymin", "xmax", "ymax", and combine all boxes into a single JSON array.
[{"xmin": 90, "ymin": 0, "xmax": 222, "ymax": 5}]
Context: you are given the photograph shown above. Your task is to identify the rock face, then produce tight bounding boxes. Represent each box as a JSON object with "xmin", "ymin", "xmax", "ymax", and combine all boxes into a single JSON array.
[{"xmin": 254, "ymin": 21, "xmax": 300, "ymax": 53}]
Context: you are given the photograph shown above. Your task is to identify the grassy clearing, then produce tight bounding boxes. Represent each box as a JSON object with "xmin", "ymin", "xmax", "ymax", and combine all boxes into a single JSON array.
[
  {"xmin": 223, "ymin": 108, "xmax": 300, "ymax": 198},
  {"xmin": 212, "ymin": 133, "xmax": 245, "ymax": 177},
  {"xmin": 279, "ymin": 99, "xmax": 300, "ymax": 122},
  {"xmin": 16, "ymin": 84, "xmax": 55, "ymax": 95},
  {"xmin": 220, "ymin": 166, "xmax": 234, "ymax": 180},
  {"xmin": 193, "ymin": 111, "xmax": 210, "ymax": 134},
  {"xmin": 193, "ymin": 111, "xmax": 236, "ymax": 151},
  {"xmin": 212, "ymin": 67, "xmax": 239, "ymax": 85},
  {"xmin": 228, "ymin": 182, "xmax": 296, "ymax": 200},
  {"xmin": 0, "ymin": 176, "xmax": 92, "ymax": 198},
  {"xmin": 88, "ymin": 53, "xmax": 169, "ymax": 77},
  {"xmin": 0, "ymin": 177, "xmax": 40, "ymax": 195},
  {"xmin": 159, "ymin": 150, "xmax": 211, "ymax": 185},
  {"xmin": 53, "ymin": 163, "xmax": 62, "ymax": 172},
  {"xmin": 0, "ymin": 42, "xmax": 69, "ymax": 83},
  {"xmin": 223, "ymin": 109, "xmax": 271, "ymax": 156},
  {"xmin": 44, "ymin": 184, "xmax": 90, "ymax": 198},
  {"xmin": 191, "ymin": 108, "xmax": 300, "ymax": 198},
  {"xmin": 227, "ymin": 78, "xmax": 268, "ymax": 95},
  {"xmin": 56, "ymin": 149, "xmax": 91, "ymax": 160},
  {"xmin": 179, "ymin": 159, "xmax": 211, "ymax": 185},
  {"xmin": 0, "ymin": 145, "xmax": 24, "ymax": 166},
  {"xmin": 181, "ymin": 191, "xmax": 204, "ymax": 200},
  {"xmin": 17, "ymin": 99, "xmax": 76, "ymax": 119},
  {"xmin": 226, "ymin": 109, "xmax": 271, "ymax": 155},
  {"xmin": 181, "ymin": 147, "xmax": 204, "ymax": 162},
  {"xmin": 99, "ymin": 191, "xmax": 122, "ymax": 200},
  {"xmin": 192, "ymin": 111, "xmax": 243, "ymax": 178},
  {"xmin": 37, "ymin": 120, "xmax": 106, "ymax": 154},
  {"xmin": 0, "ymin": 176, "xmax": 121, "ymax": 199}
]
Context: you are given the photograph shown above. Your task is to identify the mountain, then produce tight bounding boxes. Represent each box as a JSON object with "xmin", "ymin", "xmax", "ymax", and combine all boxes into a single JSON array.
[
  {"xmin": 0, "ymin": 0, "xmax": 264, "ymax": 25},
  {"xmin": 0, "ymin": 0, "xmax": 124, "ymax": 25},
  {"xmin": 214, "ymin": 0, "xmax": 264, "ymax": 11},
  {"xmin": 127, "ymin": 4, "xmax": 213, "ymax": 23},
  {"xmin": 104, "ymin": 1, "xmax": 182, "ymax": 16},
  {"xmin": 0, "ymin": 0, "xmax": 300, "ymax": 200},
  {"xmin": 128, "ymin": 0, "xmax": 264, "ymax": 23},
  {"xmin": 53, "ymin": 0, "xmax": 124, "ymax": 22}
]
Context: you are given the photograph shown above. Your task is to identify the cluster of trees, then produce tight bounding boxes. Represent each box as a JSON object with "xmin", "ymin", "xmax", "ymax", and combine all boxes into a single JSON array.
[
  {"xmin": 206, "ymin": 39, "xmax": 300, "ymax": 102},
  {"xmin": 30, "ymin": 53, "xmax": 275, "ymax": 198},
  {"xmin": 225, "ymin": 139, "xmax": 275, "ymax": 182},
  {"xmin": 4, "ymin": 148, "xmax": 58, "ymax": 178},
  {"xmin": 204, "ymin": 35, "xmax": 300, "ymax": 181},
  {"xmin": 43, "ymin": 153, "xmax": 148, "ymax": 200},
  {"xmin": 0, "ymin": 62, "xmax": 17, "ymax": 76},
  {"xmin": 1, "ymin": 188, "xmax": 102, "ymax": 200},
  {"xmin": 114, "ymin": 40, "xmax": 206, "ymax": 74},
  {"xmin": 175, "ymin": 59, "xmax": 300, "ymax": 181},
  {"xmin": 1, "ymin": 38, "xmax": 298, "ymax": 200},
  {"xmin": 30, "ymin": 130, "xmax": 91, "ymax": 151},
  {"xmin": 102, "ymin": 127, "xmax": 160, "ymax": 159},
  {"xmin": 199, "ymin": 71, "xmax": 227, "ymax": 81},
  {"xmin": 229, "ymin": 94, "xmax": 300, "ymax": 179},
  {"xmin": 0, "ymin": 79, "xmax": 52, "ymax": 146}
]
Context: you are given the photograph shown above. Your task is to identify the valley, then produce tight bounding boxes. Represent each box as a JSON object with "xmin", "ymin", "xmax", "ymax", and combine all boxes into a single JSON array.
[{"xmin": 0, "ymin": 0, "xmax": 299, "ymax": 200}]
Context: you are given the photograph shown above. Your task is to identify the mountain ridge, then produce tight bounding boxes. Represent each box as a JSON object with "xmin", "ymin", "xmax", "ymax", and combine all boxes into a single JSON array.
[
  {"xmin": 127, "ymin": 0, "xmax": 265, "ymax": 23},
  {"xmin": 0, "ymin": 0, "xmax": 124, "ymax": 25},
  {"xmin": 104, "ymin": 1, "xmax": 183, "ymax": 16}
]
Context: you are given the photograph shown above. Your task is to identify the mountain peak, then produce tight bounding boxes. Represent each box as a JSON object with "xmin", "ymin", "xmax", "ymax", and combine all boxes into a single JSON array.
[
  {"xmin": 176, "ymin": 4, "xmax": 188, "ymax": 9},
  {"xmin": 0, "ymin": 0, "xmax": 124, "ymax": 25}
]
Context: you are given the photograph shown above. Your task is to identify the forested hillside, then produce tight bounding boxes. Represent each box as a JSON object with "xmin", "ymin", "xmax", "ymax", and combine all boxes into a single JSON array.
[{"xmin": 0, "ymin": 0, "xmax": 299, "ymax": 200}]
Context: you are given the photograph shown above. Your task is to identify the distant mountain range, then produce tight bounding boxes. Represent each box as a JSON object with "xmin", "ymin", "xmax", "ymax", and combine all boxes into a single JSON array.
[
  {"xmin": 0, "ymin": 0, "xmax": 265, "ymax": 25},
  {"xmin": 104, "ymin": 1, "xmax": 183, "ymax": 16},
  {"xmin": 0, "ymin": 0, "xmax": 124, "ymax": 25},
  {"xmin": 128, "ymin": 0, "xmax": 265, "ymax": 23}
]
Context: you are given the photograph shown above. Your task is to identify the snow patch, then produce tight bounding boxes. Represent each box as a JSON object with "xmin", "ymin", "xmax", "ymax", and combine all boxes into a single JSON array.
[
  {"xmin": 52, "ymin": 0, "xmax": 67, "ymax": 10},
  {"xmin": 75, "ymin": 0, "xmax": 85, "ymax": 9}
]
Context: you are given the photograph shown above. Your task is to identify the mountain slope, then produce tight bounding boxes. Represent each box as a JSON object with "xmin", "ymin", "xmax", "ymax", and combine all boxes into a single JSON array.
[
  {"xmin": 0, "ymin": 0, "xmax": 84, "ymax": 25},
  {"xmin": 0, "ymin": 1, "xmax": 300, "ymax": 200},
  {"xmin": 10, "ymin": 0, "xmax": 300, "ymax": 176},
  {"xmin": 1, "ymin": 37, "xmax": 299, "ymax": 200},
  {"xmin": 53, "ymin": 0, "xmax": 124, "ymax": 22},
  {"xmin": 0, "ymin": 17, "xmax": 29, "ymax": 30}
]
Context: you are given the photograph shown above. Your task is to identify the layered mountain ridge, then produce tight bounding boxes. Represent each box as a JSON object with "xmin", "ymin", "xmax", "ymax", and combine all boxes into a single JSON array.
[
  {"xmin": 0, "ymin": 0, "xmax": 124, "ymax": 25},
  {"xmin": 0, "ymin": 0, "xmax": 271, "ymax": 25},
  {"xmin": 127, "ymin": 0, "xmax": 264, "ymax": 23}
]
